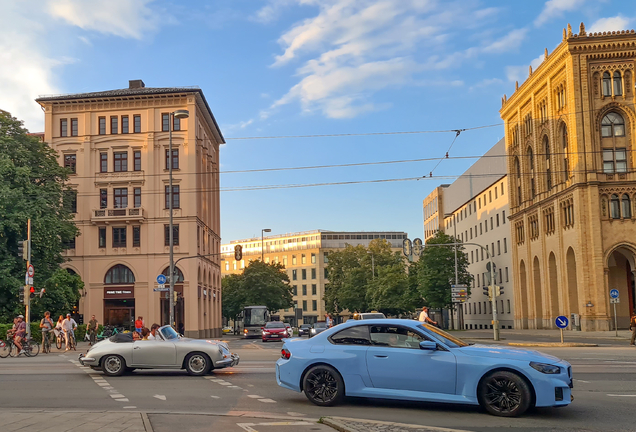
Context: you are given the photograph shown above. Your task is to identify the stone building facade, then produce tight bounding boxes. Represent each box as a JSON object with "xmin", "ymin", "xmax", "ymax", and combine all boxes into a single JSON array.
[{"xmin": 500, "ymin": 24, "xmax": 636, "ymax": 331}]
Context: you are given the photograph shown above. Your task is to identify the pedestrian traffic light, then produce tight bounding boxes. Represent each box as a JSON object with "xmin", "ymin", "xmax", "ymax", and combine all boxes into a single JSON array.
[
  {"xmin": 19, "ymin": 287, "xmax": 25, "ymax": 304},
  {"xmin": 17, "ymin": 240, "xmax": 27, "ymax": 260},
  {"xmin": 173, "ymin": 291, "xmax": 178, "ymax": 304},
  {"xmin": 29, "ymin": 286, "xmax": 35, "ymax": 299},
  {"xmin": 495, "ymin": 286, "xmax": 503, "ymax": 296},
  {"xmin": 234, "ymin": 244, "xmax": 242, "ymax": 261}
]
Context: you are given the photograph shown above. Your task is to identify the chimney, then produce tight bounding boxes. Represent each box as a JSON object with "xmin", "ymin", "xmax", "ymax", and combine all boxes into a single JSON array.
[{"xmin": 129, "ymin": 79, "xmax": 145, "ymax": 89}]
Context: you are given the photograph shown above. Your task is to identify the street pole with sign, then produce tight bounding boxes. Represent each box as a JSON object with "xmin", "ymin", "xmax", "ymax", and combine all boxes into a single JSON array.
[
  {"xmin": 609, "ymin": 289, "xmax": 620, "ymax": 337},
  {"xmin": 26, "ymin": 219, "xmax": 32, "ymax": 339}
]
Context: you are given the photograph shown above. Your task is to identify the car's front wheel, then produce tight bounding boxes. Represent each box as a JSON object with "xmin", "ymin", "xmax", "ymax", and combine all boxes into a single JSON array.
[
  {"xmin": 302, "ymin": 365, "xmax": 344, "ymax": 407},
  {"xmin": 102, "ymin": 355, "xmax": 126, "ymax": 377},
  {"xmin": 184, "ymin": 352, "xmax": 212, "ymax": 376},
  {"xmin": 478, "ymin": 371, "xmax": 532, "ymax": 417}
]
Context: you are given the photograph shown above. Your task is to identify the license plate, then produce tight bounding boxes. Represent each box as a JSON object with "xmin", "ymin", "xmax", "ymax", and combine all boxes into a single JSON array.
[{"xmin": 272, "ymin": 335, "xmax": 279, "ymax": 337}]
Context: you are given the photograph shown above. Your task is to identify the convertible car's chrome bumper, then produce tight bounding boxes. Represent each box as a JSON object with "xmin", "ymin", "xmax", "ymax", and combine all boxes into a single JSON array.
[
  {"xmin": 215, "ymin": 353, "xmax": 239, "ymax": 368},
  {"xmin": 78, "ymin": 353, "xmax": 97, "ymax": 366}
]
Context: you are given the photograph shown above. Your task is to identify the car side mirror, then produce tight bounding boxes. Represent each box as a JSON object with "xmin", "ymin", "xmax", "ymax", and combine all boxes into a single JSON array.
[
  {"xmin": 419, "ymin": 340, "xmax": 437, "ymax": 351},
  {"xmin": 261, "ymin": 327, "xmax": 264, "ymax": 330}
]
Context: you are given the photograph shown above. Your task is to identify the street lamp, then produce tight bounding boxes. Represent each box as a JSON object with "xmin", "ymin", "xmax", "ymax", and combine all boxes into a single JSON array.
[
  {"xmin": 169, "ymin": 109, "xmax": 189, "ymax": 330},
  {"xmin": 261, "ymin": 229, "xmax": 271, "ymax": 261},
  {"xmin": 444, "ymin": 213, "xmax": 460, "ymax": 330}
]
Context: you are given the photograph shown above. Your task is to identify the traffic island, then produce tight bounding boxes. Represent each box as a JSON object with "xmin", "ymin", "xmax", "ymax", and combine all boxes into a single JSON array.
[
  {"xmin": 507, "ymin": 342, "xmax": 598, "ymax": 347},
  {"xmin": 321, "ymin": 416, "xmax": 472, "ymax": 432}
]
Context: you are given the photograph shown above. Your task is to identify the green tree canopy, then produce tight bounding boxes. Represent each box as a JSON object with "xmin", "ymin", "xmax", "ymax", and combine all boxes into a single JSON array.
[
  {"xmin": 221, "ymin": 260, "xmax": 293, "ymax": 320},
  {"xmin": 416, "ymin": 231, "xmax": 471, "ymax": 311},
  {"xmin": 0, "ymin": 110, "xmax": 79, "ymax": 322}
]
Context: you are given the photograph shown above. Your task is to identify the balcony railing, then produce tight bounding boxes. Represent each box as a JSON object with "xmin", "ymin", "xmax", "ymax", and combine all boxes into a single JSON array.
[{"xmin": 92, "ymin": 207, "xmax": 145, "ymax": 222}]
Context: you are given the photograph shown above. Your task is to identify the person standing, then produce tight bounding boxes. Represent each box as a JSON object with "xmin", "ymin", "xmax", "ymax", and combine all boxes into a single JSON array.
[
  {"xmin": 87, "ymin": 315, "xmax": 98, "ymax": 346},
  {"xmin": 14, "ymin": 315, "xmax": 26, "ymax": 355},
  {"xmin": 39, "ymin": 312, "xmax": 54, "ymax": 352},
  {"xmin": 135, "ymin": 316, "xmax": 144, "ymax": 334},
  {"xmin": 62, "ymin": 314, "xmax": 78, "ymax": 351},
  {"xmin": 630, "ymin": 312, "xmax": 636, "ymax": 346},
  {"xmin": 418, "ymin": 307, "xmax": 438, "ymax": 326}
]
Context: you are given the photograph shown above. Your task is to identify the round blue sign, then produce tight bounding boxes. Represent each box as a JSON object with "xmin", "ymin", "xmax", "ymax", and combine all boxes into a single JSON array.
[
  {"xmin": 156, "ymin": 274, "xmax": 167, "ymax": 284},
  {"xmin": 555, "ymin": 316, "xmax": 569, "ymax": 329},
  {"xmin": 610, "ymin": 289, "xmax": 619, "ymax": 299}
]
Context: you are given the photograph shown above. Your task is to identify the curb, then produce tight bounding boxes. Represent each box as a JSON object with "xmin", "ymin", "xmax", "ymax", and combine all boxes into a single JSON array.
[
  {"xmin": 507, "ymin": 342, "xmax": 598, "ymax": 347},
  {"xmin": 141, "ymin": 412, "xmax": 153, "ymax": 432},
  {"xmin": 321, "ymin": 417, "xmax": 472, "ymax": 432}
]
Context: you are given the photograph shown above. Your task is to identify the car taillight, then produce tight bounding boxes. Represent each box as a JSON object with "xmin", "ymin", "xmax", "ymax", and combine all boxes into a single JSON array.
[{"xmin": 281, "ymin": 348, "xmax": 291, "ymax": 360}]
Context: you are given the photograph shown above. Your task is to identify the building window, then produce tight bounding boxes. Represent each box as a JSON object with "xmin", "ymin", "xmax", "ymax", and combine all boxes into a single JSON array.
[
  {"xmin": 622, "ymin": 194, "xmax": 632, "ymax": 218},
  {"xmin": 292, "ymin": 255, "xmax": 297, "ymax": 265},
  {"xmin": 98, "ymin": 227, "xmax": 106, "ymax": 248},
  {"xmin": 100, "ymin": 153, "xmax": 108, "ymax": 173},
  {"xmin": 562, "ymin": 125, "xmax": 569, "ymax": 181},
  {"xmin": 112, "ymin": 227, "xmax": 126, "ymax": 248},
  {"xmin": 301, "ymin": 254, "xmax": 306, "ymax": 264},
  {"xmin": 302, "ymin": 300, "xmax": 307, "ymax": 312},
  {"xmin": 312, "ymin": 284, "xmax": 317, "ymax": 295},
  {"xmin": 292, "ymin": 270, "xmax": 297, "ymax": 280},
  {"xmin": 134, "ymin": 150, "xmax": 141, "ymax": 171},
  {"xmin": 114, "ymin": 188, "xmax": 128, "ymax": 209},
  {"xmin": 544, "ymin": 136, "xmax": 552, "ymax": 190},
  {"xmin": 173, "ymin": 116, "xmax": 180, "ymax": 131},
  {"xmin": 110, "ymin": 116, "xmax": 118, "ymax": 134},
  {"xmin": 100, "ymin": 189, "xmax": 107, "ymax": 209},
  {"xmin": 515, "ymin": 221, "xmax": 525, "ymax": 244},
  {"xmin": 611, "ymin": 194, "xmax": 621, "ymax": 219},
  {"xmin": 134, "ymin": 187, "xmax": 141, "ymax": 208},
  {"xmin": 134, "ymin": 115, "xmax": 141, "ymax": 133},
  {"xmin": 64, "ymin": 154, "xmax": 76, "ymax": 173},
  {"xmin": 292, "ymin": 285, "xmax": 297, "ymax": 295},
  {"xmin": 114, "ymin": 152, "xmax": 128, "ymax": 172},
  {"xmin": 311, "ymin": 253, "xmax": 316, "ymax": 264},
  {"xmin": 133, "ymin": 226, "xmax": 140, "ymax": 247},
  {"xmin": 165, "ymin": 185, "xmax": 180, "ymax": 209},
  {"xmin": 165, "ymin": 149, "xmax": 179, "ymax": 170},
  {"xmin": 302, "ymin": 269, "xmax": 307, "ymax": 280},
  {"xmin": 120, "ymin": 116, "xmax": 129, "ymax": 134},
  {"xmin": 504, "ymin": 238, "xmax": 507, "ymax": 253},
  {"xmin": 164, "ymin": 224, "xmax": 179, "ymax": 246},
  {"xmin": 162, "ymin": 113, "xmax": 170, "ymax": 132},
  {"xmin": 562, "ymin": 200, "xmax": 575, "ymax": 228},
  {"xmin": 323, "ymin": 252, "xmax": 329, "ymax": 263},
  {"xmin": 302, "ymin": 285, "xmax": 307, "ymax": 295},
  {"xmin": 283, "ymin": 256, "xmax": 288, "ymax": 266},
  {"xmin": 311, "ymin": 268, "xmax": 316, "ymax": 279},
  {"xmin": 603, "ymin": 72, "xmax": 612, "ymax": 97},
  {"xmin": 601, "ymin": 113, "xmax": 625, "ymax": 138},
  {"xmin": 497, "ymin": 240, "xmax": 501, "ymax": 255},
  {"xmin": 65, "ymin": 190, "xmax": 77, "ymax": 213},
  {"xmin": 312, "ymin": 300, "xmax": 317, "ymax": 311},
  {"xmin": 99, "ymin": 117, "xmax": 106, "ymax": 135},
  {"xmin": 71, "ymin": 118, "xmax": 78, "ymax": 136},
  {"xmin": 614, "ymin": 71, "xmax": 623, "ymax": 96},
  {"xmin": 60, "ymin": 119, "xmax": 68, "ymax": 137}
]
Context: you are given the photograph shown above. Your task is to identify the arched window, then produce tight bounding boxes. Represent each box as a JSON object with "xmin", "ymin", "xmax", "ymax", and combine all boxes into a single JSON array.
[
  {"xmin": 162, "ymin": 266, "xmax": 185, "ymax": 283},
  {"xmin": 104, "ymin": 265, "xmax": 135, "ymax": 284},
  {"xmin": 544, "ymin": 137, "xmax": 552, "ymax": 190},
  {"xmin": 601, "ymin": 112, "xmax": 625, "ymax": 137},
  {"xmin": 622, "ymin": 194, "xmax": 631, "ymax": 218},
  {"xmin": 613, "ymin": 71, "xmax": 623, "ymax": 96},
  {"xmin": 562, "ymin": 124, "xmax": 569, "ymax": 180},
  {"xmin": 514, "ymin": 157, "xmax": 522, "ymax": 205},
  {"xmin": 527, "ymin": 147, "xmax": 535, "ymax": 198},
  {"xmin": 603, "ymin": 72, "xmax": 612, "ymax": 96},
  {"xmin": 610, "ymin": 194, "xmax": 620, "ymax": 219}
]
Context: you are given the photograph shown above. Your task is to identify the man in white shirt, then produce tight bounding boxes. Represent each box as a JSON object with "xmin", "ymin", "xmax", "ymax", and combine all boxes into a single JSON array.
[
  {"xmin": 418, "ymin": 307, "xmax": 438, "ymax": 326},
  {"xmin": 147, "ymin": 323, "xmax": 160, "ymax": 340},
  {"xmin": 62, "ymin": 314, "xmax": 78, "ymax": 351}
]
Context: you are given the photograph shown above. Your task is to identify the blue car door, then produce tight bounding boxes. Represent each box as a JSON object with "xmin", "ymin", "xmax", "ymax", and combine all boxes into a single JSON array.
[{"xmin": 365, "ymin": 324, "xmax": 457, "ymax": 395}]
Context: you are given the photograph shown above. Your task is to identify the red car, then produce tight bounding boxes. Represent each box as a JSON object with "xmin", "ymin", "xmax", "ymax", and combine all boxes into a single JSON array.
[{"xmin": 262, "ymin": 321, "xmax": 288, "ymax": 342}]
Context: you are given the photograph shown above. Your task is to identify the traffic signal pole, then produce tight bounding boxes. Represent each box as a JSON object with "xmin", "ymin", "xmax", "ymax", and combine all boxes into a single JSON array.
[{"xmin": 26, "ymin": 219, "xmax": 31, "ymax": 339}]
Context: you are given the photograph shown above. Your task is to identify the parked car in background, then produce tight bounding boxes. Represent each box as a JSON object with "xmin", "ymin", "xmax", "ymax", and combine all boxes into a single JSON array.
[
  {"xmin": 276, "ymin": 319, "xmax": 573, "ymax": 417},
  {"xmin": 309, "ymin": 321, "xmax": 329, "ymax": 338},
  {"xmin": 298, "ymin": 324, "xmax": 312, "ymax": 337},
  {"xmin": 222, "ymin": 326, "xmax": 232, "ymax": 334},
  {"xmin": 284, "ymin": 323, "xmax": 293, "ymax": 338},
  {"xmin": 262, "ymin": 321, "xmax": 288, "ymax": 342},
  {"xmin": 353, "ymin": 312, "xmax": 386, "ymax": 320}
]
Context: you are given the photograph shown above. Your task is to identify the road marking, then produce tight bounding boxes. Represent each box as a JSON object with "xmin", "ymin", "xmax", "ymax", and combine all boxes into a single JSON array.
[
  {"xmin": 124, "ymin": 406, "xmax": 137, "ymax": 409},
  {"xmin": 258, "ymin": 398, "xmax": 276, "ymax": 403},
  {"xmin": 110, "ymin": 394, "xmax": 126, "ymax": 399},
  {"xmin": 219, "ymin": 382, "xmax": 232, "ymax": 386},
  {"xmin": 115, "ymin": 398, "xmax": 129, "ymax": 402},
  {"xmin": 287, "ymin": 412, "xmax": 306, "ymax": 416},
  {"xmin": 574, "ymin": 379, "xmax": 591, "ymax": 383},
  {"xmin": 211, "ymin": 395, "xmax": 220, "ymax": 399},
  {"xmin": 228, "ymin": 385, "xmax": 242, "ymax": 389},
  {"xmin": 247, "ymin": 395, "xmax": 263, "ymax": 399},
  {"xmin": 237, "ymin": 421, "xmax": 313, "ymax": 431},
  {"xmin": 608, "ymin": 394, "xmax": 636, "ymax": 397},
  {"xmin": 154, "ymin": 395, "xmax": 167, "ymax": 401}
]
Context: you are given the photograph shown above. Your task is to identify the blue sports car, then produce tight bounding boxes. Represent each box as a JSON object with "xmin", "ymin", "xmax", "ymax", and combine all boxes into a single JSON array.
[{"xmin": 276, "ymin": 319, "xmax": 572, "ymax": 417}]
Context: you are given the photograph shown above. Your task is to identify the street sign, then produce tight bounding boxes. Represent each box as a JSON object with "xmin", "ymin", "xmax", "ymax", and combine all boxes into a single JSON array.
[
  {"xmin": 451, "ymin": 284, "xmax": 467, "ymax": 291},
  {"xmin": 28, "ymin": 277, "xmax": 33, "ymax": 285},
  {"xmin": 555, "ymin": 316, "xmax": 569, "ymax": 329},
  {"xmin": 610, "ymin": 297, "xmax": 620, "ymax": 304},
  {"xmin": 153, "ymin": 287, "xmax": 170, "ymax": 292},
  {"xmin": 157, "ymin": 274, "xmax": 167, "ymax": 285},
  {"xmin": 451, "ymin": 292, "xmax": 467, "ymax": 298},
  {"xmin": 27, "ymin": 264, "xmax": 34, "ymax": 278},
  {"xmin": 609, "ymin": 289, "xmax": 619, "ymax": 299},
  {"xmin": 486, "ymin": 262, "xmax": 497, "ymax": 273}
]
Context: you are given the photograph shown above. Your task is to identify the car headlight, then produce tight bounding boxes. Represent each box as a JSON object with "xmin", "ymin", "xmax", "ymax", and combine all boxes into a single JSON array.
[
  {"xmin": 311, "ymin": 328, "xmax": 316, "ymax": 333},
  {"xmin": 530, "ymin": 361, "xmax": 561, "ymax": 374}
]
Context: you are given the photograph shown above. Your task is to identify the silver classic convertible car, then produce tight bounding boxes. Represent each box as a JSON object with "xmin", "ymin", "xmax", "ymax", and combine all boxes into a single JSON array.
[{"xmin": 78, "ymin": 325, "xmax": 239, "ymax": 376}]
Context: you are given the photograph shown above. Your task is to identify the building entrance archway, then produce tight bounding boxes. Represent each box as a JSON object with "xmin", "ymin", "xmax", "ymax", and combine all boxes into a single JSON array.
[{"xmin": 607, "ymin": 246, "xmax": 636, "ymax": 329}]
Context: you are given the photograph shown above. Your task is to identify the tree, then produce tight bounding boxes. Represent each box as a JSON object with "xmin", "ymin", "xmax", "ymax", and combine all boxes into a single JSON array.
[
  {"xmin": 367, "ymin": 262, "xmax": 422, "ymax": 316},
  {"xmin": 416, "ymin": 231, "xmax": 471, "ymax": 314},
  {"xmin": 221, "ymin": 260, "xmax": 293, "ymax": 321},
  {"xmin": 30, "ymin": 268, "xmax": 84, "ymax": 321},
  {"xmin": 324, "ymin": 244, "xmax": 371, "ymax": 315},
  {"xmin": 0, "ymin": 110, "xmax": 79, "ymax": 322}
]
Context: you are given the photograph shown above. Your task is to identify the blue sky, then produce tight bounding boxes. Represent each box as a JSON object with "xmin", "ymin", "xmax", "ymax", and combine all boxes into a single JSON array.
[{"xmin": 2, "ymin": 0, "xmax": 634, "ymax": 242}]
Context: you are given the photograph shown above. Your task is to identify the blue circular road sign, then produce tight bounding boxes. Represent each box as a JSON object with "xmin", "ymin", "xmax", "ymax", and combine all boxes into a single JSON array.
[
  {"xmin": 555, "ymin": 316, "xmax": 569, "ymax": 329},
  {"xmin": 156, "ymin": 274, "xmax": 167, "ymax": 285},
  {"xmin": 610, "ymin": 289, "xmax": 619, "ymax": 299}
]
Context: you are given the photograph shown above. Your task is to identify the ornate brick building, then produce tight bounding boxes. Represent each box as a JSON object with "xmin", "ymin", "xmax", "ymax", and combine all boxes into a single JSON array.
[{"xmin": 501, "ymin": 24, "xmax": 636, "ymax": 331}]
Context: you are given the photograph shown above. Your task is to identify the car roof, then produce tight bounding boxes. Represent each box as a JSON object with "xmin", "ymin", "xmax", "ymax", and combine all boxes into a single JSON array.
[{"xmin": 342, "ymin": 318, "xmax": 420, "ymax": 327}]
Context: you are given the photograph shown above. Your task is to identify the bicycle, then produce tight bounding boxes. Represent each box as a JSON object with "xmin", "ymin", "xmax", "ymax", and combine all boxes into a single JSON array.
[
  {"xmin": 3, "ymin": 336, "xmax": 39, "ymax": 357},
  {"xmin": 0, "ymin": 338, "xmax": 12, "ymax": 358},
  {"xmin": 56, "ymin": 331, "xmax": 65, "ymax": 350},
  {"xmin": 42, "ymin": 331, "xmax": 53, "ymax": 354}
]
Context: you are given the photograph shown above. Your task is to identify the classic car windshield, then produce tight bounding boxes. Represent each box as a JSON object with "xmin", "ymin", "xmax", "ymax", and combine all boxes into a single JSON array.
[
  {"xmin": 418, "ymin": 324, "xmax": 469, "ymax": 348},
  {"xmin": 160, "ymin": 326, "xmax": 180, "ymax": 340}
]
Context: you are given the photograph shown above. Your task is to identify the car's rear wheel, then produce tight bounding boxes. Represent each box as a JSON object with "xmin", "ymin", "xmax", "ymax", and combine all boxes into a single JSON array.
[
  {"xmin": 478, "ymin": 371, "xmax": 531, "ymax": 417},
  {"xmin": 185, "ymin": 352, "xmax": 212, "ymax": 376},
  {"xmin": 303, "ymin": 365, "xmax": 344, "ymax": 407},
  {"xmin": 102, "ymin": 355, "xmax": 126, "ymax": 376}
]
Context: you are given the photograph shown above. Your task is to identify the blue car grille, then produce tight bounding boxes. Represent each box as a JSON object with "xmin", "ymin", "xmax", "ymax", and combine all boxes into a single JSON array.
[{"xmin": 568, "ymin": 366, "xmax": 573, "ymax": 388}]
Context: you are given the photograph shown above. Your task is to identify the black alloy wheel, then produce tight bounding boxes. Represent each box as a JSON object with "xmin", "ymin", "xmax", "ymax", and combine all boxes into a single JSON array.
[
  {"xmin": 478, "ymin": 371, "xmax": 531, "ymax": 417},
  {"xmin": 302, "ymin": 365, "xmax": 344, "ymax": 407}
]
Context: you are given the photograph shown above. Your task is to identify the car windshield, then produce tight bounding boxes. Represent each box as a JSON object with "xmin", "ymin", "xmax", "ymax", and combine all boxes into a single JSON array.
[
  {"xmin": 265, "ymin": 322, "xmax": 285, "ymax": 329},
  {"xmin": 314, "ymin": 322, "xmax": 328, "ymax": 328},
  {"xmin": 160, "ymin": 326, "xmax": 180, "ymax": 340},
  {"xmin": 418, "ymin": 324, "xmax": 469, "ymax": 348},
  {"xmin": 301, "ymin": 324, "xmax": 311, "ymax": 328}
]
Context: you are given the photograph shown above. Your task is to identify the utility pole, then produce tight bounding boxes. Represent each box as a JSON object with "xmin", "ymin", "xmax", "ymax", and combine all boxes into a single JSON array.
[{"xmin": 26, "ymin": 219, "xmax": 32, "ymax": 339}]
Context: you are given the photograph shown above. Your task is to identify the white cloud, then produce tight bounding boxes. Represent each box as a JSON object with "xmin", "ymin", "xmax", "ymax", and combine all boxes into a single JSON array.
[
  {"xmin": 264, "ymin": 0, "xmax": 508, "ymax": 119},
  {"xmin": 535, "ymin": 0, "xmax": 587, "ymax": 27},
  {"xmin": 47, "ymin": 0, "xmax": 161, "ymax": 39},
  {"xmin": 505, "ymin": 54, "xmax": 545, "ymax": 84},
  {"xmin": 588, "ymin": 16, "xmax": 632, "ymax": 33},
  {"xmin": 469, "ymin": 78, "xmax": 504, "ymax": 91}
]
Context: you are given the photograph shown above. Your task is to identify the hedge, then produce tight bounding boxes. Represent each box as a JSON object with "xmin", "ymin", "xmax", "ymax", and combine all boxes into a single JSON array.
[{"xmin": 0, "ymin": 323, "xmax": 103, "ymax": 343}]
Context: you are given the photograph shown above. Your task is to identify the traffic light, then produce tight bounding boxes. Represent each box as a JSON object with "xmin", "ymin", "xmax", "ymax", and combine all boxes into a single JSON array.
[
  {"xmin": 173, "ymin": 291, "xmax": 178, "ymax": 304},
  {"xmin": 29, "ymin": 286, "xmax": 35, "ymax": 299},
  {"xmin": 495, "ymin": 286, "xmax": 503, "ymax": 296},
  {"xmin": 17, "ymin": 240, "xmax": 27, "ymax": 260},
  {"xmin": 234, "ymin": 244, "xmax": 242, "ymax": 261},
  {"xmin": 19, "ymin": 286, "xmax": 25, "ymax": 304}
]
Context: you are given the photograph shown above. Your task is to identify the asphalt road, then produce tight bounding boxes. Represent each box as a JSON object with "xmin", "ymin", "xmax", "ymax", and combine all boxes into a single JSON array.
[{"xmin": 1, "ymin": 336, "xmax": 635, "ymax": 432}]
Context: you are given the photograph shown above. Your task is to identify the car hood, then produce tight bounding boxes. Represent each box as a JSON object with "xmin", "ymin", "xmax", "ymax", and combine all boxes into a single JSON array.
[
  {"xmin": 458, "ymin": 344, "xmax": 564, "ymax": 364},
  {"xmin": 264, "ymin": 328, "xmax": 287, "ymax": 332}
]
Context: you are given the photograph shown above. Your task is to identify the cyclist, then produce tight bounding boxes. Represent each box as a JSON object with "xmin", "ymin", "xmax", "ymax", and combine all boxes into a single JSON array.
[
  {"xmin": 62, "ymin": 313, "xmax": 78, "ymax": 351},
  {"xmin": 40, "ymin": 311, "xmax": 54, "ymax": 353},
  {"xmin": 14, "ymin": 315, "xmax": 27, "ymax": 355}
]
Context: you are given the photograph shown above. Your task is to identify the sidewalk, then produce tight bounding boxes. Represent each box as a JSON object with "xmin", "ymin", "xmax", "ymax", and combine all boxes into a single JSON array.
[
  {"xmin": 455, "ymin": 328, "xmax": 633, "ymax": 346},
  {"xmin": 322, "ymin": 417, "xmax": 471, "ymax": 432}
]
